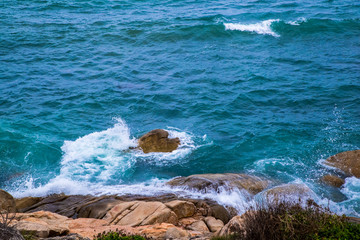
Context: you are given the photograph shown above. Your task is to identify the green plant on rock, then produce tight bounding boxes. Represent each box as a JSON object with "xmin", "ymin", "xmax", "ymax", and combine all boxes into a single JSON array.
[
  {"xmin": 93, "ymin": 230, "xmax": 147, "ymax": 240},
  {"xmin": 212, "ymin": 199, "xmax": 360, "ymax": 240}
]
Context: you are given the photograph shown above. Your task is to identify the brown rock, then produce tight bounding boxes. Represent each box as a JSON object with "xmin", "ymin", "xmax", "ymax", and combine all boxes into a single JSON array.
[
  {"xmin": 262, "ymin": 184, "xmax": 313, "ymax": 203},
  {"xmin": 15, "ymin": 221, "xmax": 50, "ymax": 238},
  {"xmin": 187, "ymin": 220, "xmax": 210, "ymax": 232},
  {"xmin": 165, "ymin": 200, "xmax": 196, "ymax": 219},
  {"xmin": 77, "ymin": 197, "xmax": 121, "ymax": 219},
  {"xmin": 209, "ymin": 204, "xmax": 231, "ymax": 224},
  {"xmin": 15, "ymin": 197, "xmax": 43, "ymax": 212},
  {"xmin": 137, "ymin": 223, "xmax": 176, "ymax": 239},
  {"xmin": 165, "ymin": 227, "xmax": 190, "ymax": 239},
  {"xmin": 166, "ymin": 173, "xmax": 268, "ymax": 194},
  {"xmin": 71, "ymin": 225, "xmax": 134, "ymax": 240},
  {"xmin": 23, "ymin": 194, "xmax": 97, "ymax": 218},
  {"xmin": 104, "ymin": 201, "xmax": 177, "ymax": 227},
  {"xmin": 13, "ymin": 211, "xmax": 69, "ymax": 237},
  {"xmin": 218, "ymin": 215, "xmax": 244, "ymax": 236},
  {"xmin": 68, "ymin": 218, "xmax": 109, "ymax": 229},
  {"xmin": 138, "ymin": 129, "xmax": 180, "ymax": 153},
  {"xmin": 325, "ymin": 150, "xmax": 360, "ymax": 178},
  {"xmin": 204, "ymin": 216, "xmax": 224, "ymax": 232},
  {"xmin": 321, "ymin": 175, "xmax": 345, "ymax": 188},
  {"xmin": 0, "ymin": 189, "xmax": 16, "ymax": 212}
]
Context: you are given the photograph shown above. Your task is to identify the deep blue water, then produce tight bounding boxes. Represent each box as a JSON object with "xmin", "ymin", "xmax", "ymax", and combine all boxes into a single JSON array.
[{"xmin": 1, "ymin": 0, "xmax": 360, "ymax": 215}]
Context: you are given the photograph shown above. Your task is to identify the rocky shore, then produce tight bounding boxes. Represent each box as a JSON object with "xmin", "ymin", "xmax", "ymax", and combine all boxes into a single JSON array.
[{"xmin": 1, "ymin": 149, "xmax": 359, "ymax": 240}]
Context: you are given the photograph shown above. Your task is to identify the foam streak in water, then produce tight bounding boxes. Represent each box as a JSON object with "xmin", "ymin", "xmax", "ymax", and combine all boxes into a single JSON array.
[{"xmin": 224, "ymin": 19, "xmax": 280, "ymax": 37}]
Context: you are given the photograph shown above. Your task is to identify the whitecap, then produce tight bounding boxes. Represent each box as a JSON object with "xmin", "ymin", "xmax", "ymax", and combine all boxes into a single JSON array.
[
  {"xmin": 224, "ymin": 19, "xmax": 280, "ymax": 37},
  {"xmin": 287, "ymin": 17, "xmax": 307, "ymax": 26}
]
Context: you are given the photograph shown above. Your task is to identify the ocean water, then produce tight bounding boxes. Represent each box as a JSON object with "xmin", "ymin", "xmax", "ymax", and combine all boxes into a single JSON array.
[{"xmin": 1, "ymin": 0, "xmax": 360, "ymax": 216}]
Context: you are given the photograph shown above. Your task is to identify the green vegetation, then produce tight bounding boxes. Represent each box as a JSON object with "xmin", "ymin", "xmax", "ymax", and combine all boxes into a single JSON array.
[
  {"xmin": 93, "ymin": 230, "xmax": 147, "ymax": 240},
  {"xmin": 212, "ymin": 200, "xmax": 360, "ymax": 240}
]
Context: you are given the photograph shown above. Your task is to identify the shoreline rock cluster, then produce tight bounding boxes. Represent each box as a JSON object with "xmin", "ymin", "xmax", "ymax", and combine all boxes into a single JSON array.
[{"xmin": 1, "ymin": 147, "xmax": 359, "ymax": 239}]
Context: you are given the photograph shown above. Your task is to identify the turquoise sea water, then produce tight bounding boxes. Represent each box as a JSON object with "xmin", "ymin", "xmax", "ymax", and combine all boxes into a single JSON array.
[{"xmin": 1, "ymin": 0, "xmax": 360, "ymax": 215}]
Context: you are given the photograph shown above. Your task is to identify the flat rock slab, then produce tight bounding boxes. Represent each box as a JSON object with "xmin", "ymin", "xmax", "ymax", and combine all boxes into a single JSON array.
[{"xmin": 166, "ymin": 173, "xmax": 268, "ymax": 195}]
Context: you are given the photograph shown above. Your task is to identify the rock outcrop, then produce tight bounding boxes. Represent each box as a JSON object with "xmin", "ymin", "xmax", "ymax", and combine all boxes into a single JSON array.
[
  {"xmin": 261, "ymin": 183, "xmax": 314, "ymax": 203},
  {"xmin": 0, "ymin": 189, "xmax": 16, "ymax": 212},
  {"xmin": 138, "ymin": 129, "xmax": 180, "ymax": 153},
  {"xmin": 103, "ymin": 201, "xmax": 178, "ymax": 227},
  {"xmin": 217, "ymin": 215, "xmax": 244, "ymax": 237},
  {"xmin": 325, "ymin": 150, "xmax": 360, "ymax": 178},
  {"xmin": 166, "ymin": 173, "xmax": 268, "ymax": 195},
  {"xmin": 321, "ymin": 174, "xmax": 345, "ymax": 188}
]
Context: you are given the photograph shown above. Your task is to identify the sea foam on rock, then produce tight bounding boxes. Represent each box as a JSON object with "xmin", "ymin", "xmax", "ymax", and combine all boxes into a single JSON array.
[
  {"xmin": 325, "ymin": 150, "xmax": 360, "ymax": 178},
  {"xmin": 166, "ymin": 173, "xmax": 269, "ymax": 195}
]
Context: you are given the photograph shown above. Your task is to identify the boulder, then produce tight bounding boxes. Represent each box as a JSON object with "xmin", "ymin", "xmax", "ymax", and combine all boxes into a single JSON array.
[
  {"xmin": 165, "ymin": 200, "xmax": 196, "ymax": 219},
  {"xmin": 261, "ymin": 184, "xmax": 314, "ymax": 203},
  {"xmin": 217, "ymin": 215, "xmax": 244, "ymax": 236},
  {"xmin": 13, "ymin": 211, "xmax": 69, "ymax": 238},
  {"xmin": 15, "ymin": 197, "xmax": 43, "ymax": 212},
  {"xmin": 136, "ymin": 223, "xmax": 182, "ymax": 239},
  {"xmin": 15, "ymin": 221, "xmax": 50, "ymax": 238},
  {"xmin": 204, "ymin": 216, "xmax": 224, "ymax": 232},
  {"xmin": 22, "ymin": 194, "xmax": 97, "ymax": 218},
  {"xmin": 321, "ymin": 175, "xmax": 345, "ymax": 188},
  {"xmin": 164, "ymin": 227, "xmax": 191, "ymax": 239},
  {"xmin": 0, "ymin": 189, "xmax": 16, "ymax": 212},
  {"xmin": 138, "ymin": 129, "xmax": 180, "ymax": 153},
  {"xmin": 325, "ymin": 150, "xmax": 360, "ymax": 178},
  {"xmin": 187, "ymin": 220, "xmax": 210, "ymax": 232},
  {"xmin": 166, "ymin": 173, "xmax": 268, "ymax": 195},
  {"xmin": 209, "ymin": 204, "xmax": 231, "ymax": 224},
  {"xmin": 76, "ymin": 197, "xmax": 121, "ymax": 219},
  {"xmin": 103, "ymin": 201, "xmax": 177, "ymax": 227}
]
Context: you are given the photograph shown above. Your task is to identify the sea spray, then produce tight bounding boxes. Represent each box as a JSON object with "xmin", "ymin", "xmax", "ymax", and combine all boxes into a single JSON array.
[{"xmin": 224, "ymin": 19, "xmax": 280, "ymax": 37}]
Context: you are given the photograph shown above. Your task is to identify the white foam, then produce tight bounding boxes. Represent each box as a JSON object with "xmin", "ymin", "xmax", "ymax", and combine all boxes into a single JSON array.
[
  {"xmin": 341, "ymin": 177, "xmax": 360, "ymax": 199},
  {"xmin": 60, "ymin": 118, "xmax": 138, "ymax": 182},
  {"xmin": 287, "ymin": 17, "xmax": 307, "ymax": 25},
  {"xmin": 224, "ymin": 19, "xmax": 280, "ymax": 37}
]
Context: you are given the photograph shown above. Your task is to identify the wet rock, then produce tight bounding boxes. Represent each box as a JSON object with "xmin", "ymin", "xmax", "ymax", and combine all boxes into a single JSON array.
[
  {"xmin": 217, "ymin": 215, "xmax": 244, "ymax": 237},
  {"xmin": 103, "ymin": 201, "xmax": 177, "ymax": 227},
  {"xmin": 262, "ymin": 184, "xmax": 314, "ymax": 203},
  {"xmin": 15, "ymin": 197, "xmax": 43, "ymax": 212},
  {"xmin": 165, "ymin": 200, "xmax": 196, "ymax": 219},
  {"xmin": 325, "ymin": 150, "xmax": 360, "ymax": 178},
  {"xmin": 138, "ymin": 129, "xmax": 180, "ymax": 153},
  {"xmin": 321, "ymin": 175, "xmax": 345, "ymax": 188},
  {"xmin": 166, "ymin": 173, "xmax": 268, "ymax": 194},
  {"xmin": 0, "ymin": 189, "xmax": 16, "ymax": 212},
  {"xmin": 204, "ymin": 216, "xmax": 224, "ymax": 232}
]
